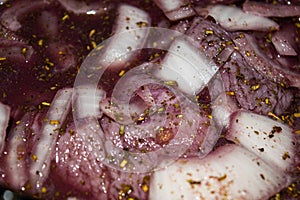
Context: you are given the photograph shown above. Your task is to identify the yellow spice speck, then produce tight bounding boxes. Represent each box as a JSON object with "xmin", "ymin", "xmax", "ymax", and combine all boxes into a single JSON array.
[
  {"xmin": 205, "ymin": 30, "xmax": 214, "ymax": 35},
  {"xmin": 245, "ymin": 51, "xmax": 251, "ymax": 57},
  {"xmin": 207, "ymin": 114, "xmax": 213, "ymax": 119},
  {"xmin": 250, "ymin": 84, "xmax": 260, "ymax": 91},
  {"xmin": 265, "ymin": 98, "xmax": 271, "ymax": 105},
  {"xmin": 41, "ymin": 102, "xmax": 50, "ymax": 106},
  {"xmin": 89, "ymin": 29, "xmax": 96, "ymax": 37},
  {"xmin": 91, "ymin": 41, "xmax": 97, "ymax": 49},
  {"xmin": 32, "ymin": 154, "xmax": 38, "ymax": 162},
  {"xmin": 293, "ymin": 113, "xmax": 300, "ymax": 118},
  {"xmin": 268, "ymin": 112, "xmax": 281, "ymax": 121},
  {"xmin": 120, "ymin": 159, "xmax": 128, "ymax": 168},
  {"xmin": 38, "ymin": 39, "xmax": 43, "ymax": 46},
  {"xmin": 119, "ymin": 70, "xmax": 126, "ymax": 77},
  {"xmin": 41, "ymin": 187, "xmax": 47, "ymax": 193},
  {"xmin": 138, "ymin": 116, "xmax": 145, "ymax": 121},
  {"xmin": 22, "ymin": 47, "xmax": 27, "ymax": 55},
  {"xmin": 142, "ymin": 184, "xmax": 149, "ymax": 192},
  {"xmin": 226, "ymin": 91, "xmax": 235, "ymax": 96},
  {"xmin": 165, "ymin": 80, "xmax": 177, "ymax": 86},
  {"xmin": 96, "ymin": 44, "xmax": 105, "ymax": 51},
  {"xmin": 119, "ymin": 125, "xmax": 125, "ymax": 135},
  {"xmin": 62, "ymin": 14, "xmax": 69, "ymax": 21},
  {"xmin": 49, "ymin": 120, "xmax": 60, "ymax": 125},
  {"xmin": 176, "ymin": 114, "xmax": 183, "ymax": 118},
  {"xmin": 44, "ymin": 65, "xmax": 50, "ymax": 71}
]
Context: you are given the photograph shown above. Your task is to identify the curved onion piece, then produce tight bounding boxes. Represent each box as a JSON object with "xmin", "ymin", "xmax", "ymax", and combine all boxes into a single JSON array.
[
  {"xmin": 208, "ymin": 74, "xmax": 237, "ymax": 128},
  {"xmin": 29, "ymin": 88, "xmax": 73, "ymax": 188},
  {"xmin": 98, "ymin": 4, "xmax": 151, "ymax": 68},
  {"xmin": 153, "ymin": 0, "xmax": 195, "ymax": 21},
  {"xmin": 71, "ymin": 85, "xmax": 108, "ymax": 166},
  {"xmin": 272, "ymin": 30, "xmax": 298, "ymax": 56},
  {"xmin": 0, "ymin": 103, "xmax": 10, "ymax": 154},
  {"xmin": 0, "ymin": 0, "xmax": 8, "ymax": 5},
  {"xmin": 0, "ymin": 0, "xmax": 50, "ymax": 31},
  {"xmin": 73, "ymin": 85, "xmax": 106, "ymax": 120},
  {"xmin": 153, "ymin": 0, "xmax": 189, "ymax": 13},
  {"xmin": 243, "ymin": 1, "xmax": 300, "ymax": 17},
  {"xmin": 4, "ymin": 113, "xmax": 33, "ymax": 189},
  {"xmin": 198, "ymin": 5, "xmax": 279, "ymax": 31},
  {"xmin": 233, "ymin": 33, "xmax": 300, "ymax": 88},
  {"xmin": 227, "ymin": 110, "xmax": 299, "ymax": 173},
  {"xmin": 211, "ymin": 93, "xmax": 238, "ymax": 128},
  {"xmin": 57, "ymin": 0, "xmax": 112, "ymax": 15},
  {"xmin": 154, "ymin": 37, "xmax": 218, "ymax": 95},
  {"xmin": 164, "ymin": 6, "xmax": 195, "ymax": 21},
  {"xmin": 149, "ymin": 144, "xmax": 289, "ymax": 200}
]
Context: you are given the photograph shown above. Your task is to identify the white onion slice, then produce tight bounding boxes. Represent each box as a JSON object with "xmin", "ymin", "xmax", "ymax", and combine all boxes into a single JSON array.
[
  {"xmin": 0, "ymin": 0, "xmax": 7, "ymax": 5},
  {"xmin": 57, "ymin": 0, "xmax": 111, "ymax": 15},
  {"xmin": 154, "ymin": 37, "xmax": 218, "ymax": 95},
  {"xmin": 227, "ymin": 110, "xmax": 298, "ymax": 173},
  {"xmin": 0, "ymin": 0, "xmax": 50, "ymax": 31},
  {"xmin": 73, "ymin": 85, "xmax": 106, "ymax": 120},
  {"xmin": 153, "ymin": 0, "xmax": 195, "ymax": 21},
  {"xmin": 29, "ymin": 88, "xmax": 73, "ymax": 188},
  {"xmin": 0, "ymin": 102, "xmax": 10, "ymax": 154},
  {"xmin": 211, "ymin": 92, "xmax": 238, "ymax": 128},
  {"xmin": 164, "ymin": 6, "xmax": 195, "ymax": 21},
  {"xmin": 271, "ymin": 32, "xmax": 297, "ymax": 56},
  {"xmin": 5, "ymin": 113, "xmax": 32, "ymax": 189},
  {"xmin": 149, "ymin": 144, "xmax": 289, "ymax": 200},
  {"xmin": 198, "ymin": 5, "xmax": 279, "ymax": 31},
  {"xmin": 153, "ymin": 0, "xmax": 189, "ymax": 13},
  {"xmin": 243, "ymin": 1, "xmax": 300, "ymax": 18},
  {"xmin": 99, "ymin": 4, "xmax": 150, "ymax": 68}
]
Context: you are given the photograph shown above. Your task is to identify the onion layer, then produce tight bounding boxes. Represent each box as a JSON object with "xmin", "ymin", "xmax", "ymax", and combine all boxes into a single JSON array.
[
  {"xmin": 227, "ymin": 110, "xmax": 299, "ymax": 173},
  {"xmin": 153, "ymin": 0, "xmax": 195, "ymax": 21},
  {"xmin": 149, "ymin": 144, "xmax": 290, "ymax": 199},
  {"xmin": 73, "ymin": 85, "xmax": 106, "ymax": 120},
  {"xmin": 4, "ymin": 113, "xmax": 34, "ymax": 189},
  {"xmin": 196, "ymin": 5, "xmax": 279, "ymax": 31},
  {"xmin": 98, "ymin": 4, "xmax": 151, "ymax": 68},
  {"xmin": 243, "ymin": 1, "xmax": 300, "ymax": 17},
  {"xmin": 0, "ymin": 0, "xmax": 50, "ymax": 31},
  {"xmin": 57, "ymin": 0, "xmax": 112, "ymax": 15},
  {"xmin": 154, "ymin": 37, "xmax": 218, "ymax": 95},
  {"xmin": 0, "ymin": 102, "xmax": 10, "ymax": 154},
  {"xmin": 29, "ymin": 88, "xmax": 73, "ymax": 188}
]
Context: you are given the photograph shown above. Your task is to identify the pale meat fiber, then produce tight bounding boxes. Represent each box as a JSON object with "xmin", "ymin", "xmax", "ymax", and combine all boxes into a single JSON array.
[{"xmin": 0, "ymin": 0, "xmax": 299, "ymax": 200}]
